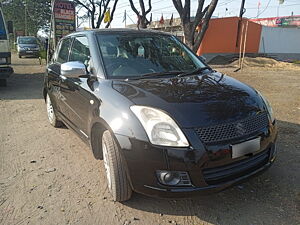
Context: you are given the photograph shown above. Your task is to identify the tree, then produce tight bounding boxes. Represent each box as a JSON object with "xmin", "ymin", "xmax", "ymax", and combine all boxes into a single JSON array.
[
  {"xmin": 2, "ymin": 0, "xmax": 51, "ymax": 36},
  {"xmin": 128, "ymin": 0, "xmax": 152, "ymax": 29},
  {"xmin": 172, "ymin": 0, "xmax": 218, "ymax": 52},
  {"xmin": 73, "ymin": 0, "xmax": 118, "ymax": 28}
]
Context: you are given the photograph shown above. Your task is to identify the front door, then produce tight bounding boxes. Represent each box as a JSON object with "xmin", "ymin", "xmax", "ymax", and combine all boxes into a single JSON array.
[
  {"xmin": 60, "ymin": 36, "xmax": 95, "ymax": 138},
  {"xmin": 47, "ymin": 37, "xmax": 72, "ymax": 120}
]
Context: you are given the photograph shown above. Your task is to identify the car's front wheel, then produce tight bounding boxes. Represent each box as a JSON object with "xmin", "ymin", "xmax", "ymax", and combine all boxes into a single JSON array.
[
  {"xmin": 46, "ymin": 93, "xmax": 62, "ymax": 127},
  {"xmin": 102, "ymin": 130, "xmax": 132, "ymax": 202}
]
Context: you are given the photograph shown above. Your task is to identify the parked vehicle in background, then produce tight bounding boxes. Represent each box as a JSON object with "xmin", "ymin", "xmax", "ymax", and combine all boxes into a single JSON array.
[
  {"xmin": 0, "ymin": 5, "xmax": 13, "ymax": 87},
  {"xmin": 17, "ymin": 36, "xmax": 40, "ymax": 58},
  {"xmin": 44, "ymin": 29, "xmax": 277, "ymax": 202}
]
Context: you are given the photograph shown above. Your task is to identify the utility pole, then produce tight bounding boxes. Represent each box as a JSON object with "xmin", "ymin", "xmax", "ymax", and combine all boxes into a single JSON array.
[
  {"xmin": 236, "ymin": 0, "xmax": 246, "ymax": 47},
  {"xmin": 124, "ymin": 10, "xmax": 127, "ymax": 27},
  {"xmin": 24, "ymin": 0, "xmax": 27, "ymax": 35},
  {"xmin": 239, "ymin": 0, "xmax": 246, "ymax": 18}
]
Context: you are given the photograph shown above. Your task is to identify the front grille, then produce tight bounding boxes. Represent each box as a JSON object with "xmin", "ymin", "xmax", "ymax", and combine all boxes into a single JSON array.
[
  {"xmin": 195, "ymin": 112, "xmax": 269, "ymax": 144},
  {"xmin": 203, "ymin": 149, "xmax": 270, "ymax": 185}
]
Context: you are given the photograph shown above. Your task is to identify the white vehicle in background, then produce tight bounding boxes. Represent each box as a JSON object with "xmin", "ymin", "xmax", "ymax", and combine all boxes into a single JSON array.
[{"xmin": 0, "ymin": 5, "xmax": 13, "ymax": 87}]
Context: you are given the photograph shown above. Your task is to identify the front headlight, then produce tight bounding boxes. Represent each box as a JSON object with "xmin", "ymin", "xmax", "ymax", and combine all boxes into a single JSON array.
[
  {"xmin": 130, "ymin": 106, "xmax": 189, "ymax": 147},
  {"xmin": 258, "ymin": 91, "xmax": 275, "ymax": 123}
]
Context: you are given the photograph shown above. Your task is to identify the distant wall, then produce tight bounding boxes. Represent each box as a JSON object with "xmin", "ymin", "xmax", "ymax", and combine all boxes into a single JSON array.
[
  {"xmin": 259, "ymin": 27, "xmax": 300, "ymax": 54},
  {"xmin": 197, "ymin": 17, "xmax": 262, "ymax": 55},
  {"xmin": 196, "ymin": 17, "xmax": 300, "ymax": 61}
]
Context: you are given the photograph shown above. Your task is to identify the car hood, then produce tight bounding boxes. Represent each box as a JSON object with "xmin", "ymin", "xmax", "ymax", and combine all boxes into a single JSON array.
[{"xmin": 112, "ymin": 71, "xmax": 266, "ymax": 128}]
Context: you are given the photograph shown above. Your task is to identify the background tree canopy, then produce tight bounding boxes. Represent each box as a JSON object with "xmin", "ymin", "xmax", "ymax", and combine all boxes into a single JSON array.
[{"xmin": 1, "ymin": 0, "xmax": 51, "ymax": 36}]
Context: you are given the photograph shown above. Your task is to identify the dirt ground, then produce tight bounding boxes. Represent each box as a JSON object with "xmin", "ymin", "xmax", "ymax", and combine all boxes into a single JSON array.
[{"xmin": 0, "ymin": 55, "xmax": 299, "ymax": 225}]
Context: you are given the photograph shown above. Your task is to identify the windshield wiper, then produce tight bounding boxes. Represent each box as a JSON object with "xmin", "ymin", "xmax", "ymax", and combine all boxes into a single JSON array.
[
  {"xmin": 125, "ymin": 71, "xmax": 183, "ymax": 80},
  {"xmin": 177, "ymin": 66, "xmax": 211, "ymax": 77}
]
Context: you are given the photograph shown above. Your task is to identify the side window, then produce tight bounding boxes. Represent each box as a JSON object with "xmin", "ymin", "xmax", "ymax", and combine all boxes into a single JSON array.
[
  {"xmin": 57, "ymin": 38, "xmax": 71, "ymax": 64},
  {"xmin": 69, "ymin": 36, "xmax": 91, "ymax": 66}
]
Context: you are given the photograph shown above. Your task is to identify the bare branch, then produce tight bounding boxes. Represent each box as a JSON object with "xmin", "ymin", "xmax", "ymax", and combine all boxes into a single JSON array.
[
  {"xmin": 182, "ymin": 0, "xmax": 190, "ymax": 21},
  {"xmin": 105, "ymin": 0, "xmax": 119, "ymax": 28},
  {"xmin": 98, "ymin": 0, "xmax": 104, "ymax": 21},
  {"xmin": 75, "ymin": 0, "xmax": 119, "ymax": 29},
  {"xmin": 193, "ymin": 0, "xmax": 205, "ymax": 26},
  {"xmin": 145, "ymin": 0, "xmax": 152, "ymax": 15},
  {"xmin": 129, "ymin": 0, "xmax": 152, "ymax": 28},
  {"xmin": 193, "ymin": 0, "xmax": 218, "ymax": 52},
  {"xmin": 139, "ymin": 0, "xmax": 146, "ymax": 16},
  {"xmin": 128, "ymin": 0, "xmax": 140, "ymax": 16},
  {"xmin": 172, "ymin": 0, "xmax": 183, "ymax": 14},
  {"xmin": 90, "ymin": 0, "xmax": 96, "ymax": 28},
  {"xmin": 172, "ymin": 0, "xmax": 218, "ymax": 51},
  {"xmin": 74, "ymin": 0, "xmax": 91, "ymax": 12},
  {"xmin": 96, "ymin": 0, "xmax": 110, "ymax": 28},
  {"xmin": 192, "ymin": 4, "xmax": 209, "ymax": 35}
]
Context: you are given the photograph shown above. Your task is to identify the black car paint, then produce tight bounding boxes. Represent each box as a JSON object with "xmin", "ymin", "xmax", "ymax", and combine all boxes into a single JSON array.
[{"xmin": 44, "ymin": 29, "xmax": 277, "ymax": 198}]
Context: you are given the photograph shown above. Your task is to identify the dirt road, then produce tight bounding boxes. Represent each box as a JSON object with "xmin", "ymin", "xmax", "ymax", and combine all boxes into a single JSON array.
[{"xmin": 0, "ymin": 55, "xmax": 299, "ymax": 225}]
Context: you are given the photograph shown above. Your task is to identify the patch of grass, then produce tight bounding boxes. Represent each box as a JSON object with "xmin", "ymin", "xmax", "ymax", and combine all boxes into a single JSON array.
[
  {"xmin": 292, "ymin": 60, "xmax": 300, "ymax": 64},
  {"xmin": 39, "ymin": 50, "xmax": 47, "ymax": 59}
]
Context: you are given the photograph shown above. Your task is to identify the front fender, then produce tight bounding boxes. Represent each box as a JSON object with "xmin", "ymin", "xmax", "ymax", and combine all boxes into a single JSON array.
[{"xmin": 88, "ymin": 80, "xmax": 149, "ymax": 143}]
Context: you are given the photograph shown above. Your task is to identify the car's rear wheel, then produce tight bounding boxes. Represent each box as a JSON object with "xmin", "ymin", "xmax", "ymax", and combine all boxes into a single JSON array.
[
  {"xmin": 102, "ymin": 130, "xmax": 132, "ymax": 202},
  {"xmin": 46, "ymin": 93, "xmax": 62, "ymax": 127}
]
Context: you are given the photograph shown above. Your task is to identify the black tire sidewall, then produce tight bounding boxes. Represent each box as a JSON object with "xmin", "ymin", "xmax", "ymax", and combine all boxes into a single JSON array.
[{"xmin": 102, "ymin": 130, "xmax": 132, "ymax": 202}]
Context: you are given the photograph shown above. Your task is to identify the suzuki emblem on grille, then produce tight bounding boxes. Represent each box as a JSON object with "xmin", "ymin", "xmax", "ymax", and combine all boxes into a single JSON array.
[{"xmin": 236, "ymin": 122, "xmax": 246, "ymax": 136}]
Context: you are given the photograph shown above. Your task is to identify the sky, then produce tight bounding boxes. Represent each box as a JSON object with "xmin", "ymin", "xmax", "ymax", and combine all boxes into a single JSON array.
[{"xmin": 87, "ymin": 0, "xmax": 300, "ymax": 28}]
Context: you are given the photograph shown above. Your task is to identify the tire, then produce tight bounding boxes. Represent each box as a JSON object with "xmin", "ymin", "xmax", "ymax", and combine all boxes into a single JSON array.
[
  {"xmin": 0, "ymin": 79, "xmax": 7, "ymax": 87},
  {"xmin": 46, "ymin": 93, "xmax": 62, "ymax": 128},
  {"xmin": 102, "ymin": 130, "xmax": 132, "ymax": 202}
]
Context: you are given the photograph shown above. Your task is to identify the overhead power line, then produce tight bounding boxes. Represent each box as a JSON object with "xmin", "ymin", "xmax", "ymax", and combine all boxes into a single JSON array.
[{"xmin": 257, "ymin": 0, "xmax": 272, "ymax": 18}]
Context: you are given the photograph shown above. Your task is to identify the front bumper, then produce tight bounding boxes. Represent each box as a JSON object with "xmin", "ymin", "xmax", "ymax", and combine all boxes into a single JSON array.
[
  {"xmin": 116, "ymin": 122, "xmax": 278, "ymax": 198},
  {"xmin": 18, "ymin": 50, "xmax": 39, "ymax": 57}
]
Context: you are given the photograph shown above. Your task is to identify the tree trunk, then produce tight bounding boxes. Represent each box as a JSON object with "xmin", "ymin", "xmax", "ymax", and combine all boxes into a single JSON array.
[
  {"xmin": 193, "ymin": 0, "xmax": 218, "ymax": 52},
  {"xmin": 182, "ymin": 23, "xmax": 193, "ymax": 49},
  {"xmin": 140, "ymin": 16, "xmax": 148, "ymax": 29},
  {"xmin": 192, "ymin": 21, "xmax": 208, "ymax": 52},
  {"xmin": 172, "ymin": 0, "xmax": 218, "ymax": 53},
  {"xmin": 129, "ymin": 0, "xmax": 152, "ymax": 29}
]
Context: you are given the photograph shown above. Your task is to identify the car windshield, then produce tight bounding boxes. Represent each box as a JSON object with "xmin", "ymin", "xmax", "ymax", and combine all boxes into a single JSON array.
[
  {"xmin": 18, "ymin": 37, "xmax": 37, "ymax": 44},
  {"xmin": 96, "ymin": 33, "xmax": 206, "ymax": 79},
  {"xmin": 0, "ymin": 11, "xmax": 7, "ymax": 40}
]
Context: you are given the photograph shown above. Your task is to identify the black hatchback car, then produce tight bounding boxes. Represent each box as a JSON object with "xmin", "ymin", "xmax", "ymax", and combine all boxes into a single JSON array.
[{"xmin": 44, "ymin": 29, "xmax": 277, "ymax": 202}]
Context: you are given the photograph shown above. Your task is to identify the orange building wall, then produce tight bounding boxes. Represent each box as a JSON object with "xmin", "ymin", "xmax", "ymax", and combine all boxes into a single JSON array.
[{"xmin": 197, "ymin": 17, "xmax": 262, "ymax": 55}]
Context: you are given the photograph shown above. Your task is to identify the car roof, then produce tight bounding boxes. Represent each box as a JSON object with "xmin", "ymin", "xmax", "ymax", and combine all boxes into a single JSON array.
[{"xmin": 65, "ymin": 28, "xmax": 172, "ymax": 38}]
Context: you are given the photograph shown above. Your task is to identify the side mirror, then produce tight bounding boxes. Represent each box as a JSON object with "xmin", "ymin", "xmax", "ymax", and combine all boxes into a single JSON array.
[
  {"xmin": 61, "ymin": 61, "xmax": 88, "ymax": 78},
  {"xmin": 7, "ymin": 21, "xmax": 13, "ymax": 34}
]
